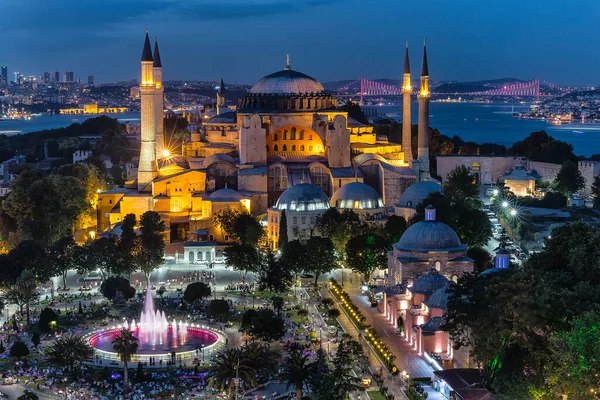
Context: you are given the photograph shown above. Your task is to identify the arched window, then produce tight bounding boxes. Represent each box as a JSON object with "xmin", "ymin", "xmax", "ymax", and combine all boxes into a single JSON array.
[
  {"xmin": 291, "ymin": 127, "xmax": 296, "ymax": 140},
  {"xmin": 283, "ymin": 130, "xmax": 288, "ymax": 140},
  {"xmin": 283, "ymin": 144, "xmax": 287, "ymax": 151},
  {"xmin": 291, "ymin": 144, "xmax": 296, "ymax": 151},
  {"xmin": 309, "ymin": 134, "xmax": 313, "ymax": 140},
  {"xmin": 300, "ymin": 145, "xmax": 305, "ymax": 151},
  {"xmin": 266, "ymin": 145, "xmax": 270, "ymax": 152},
  {"xmin": 299, "ymin": 130, "xmax": 304, "ymax": 140},
  {"xmin": 273, "ymin": 133, "xmax": 278, "ymax": 141},
  {"xmin": 309, "ymin": 145, "xmax": 313, "ymax": 151},
  {"xmin": 435, "ymin": 261, "xmax": 441, "ymax": 271},
  {"xmin": 274, "ymin": 145, "xmax": 278, "ymax": 151}
]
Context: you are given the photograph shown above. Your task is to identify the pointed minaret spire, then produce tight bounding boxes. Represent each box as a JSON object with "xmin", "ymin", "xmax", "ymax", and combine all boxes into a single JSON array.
[
  {"xmin": 404, "ymin": 41, "xmax": 410, "ymax": 74},
  {"xmin": 153, "ymin": 37, "xmax": 162, "ymax": 68},
  {"xmin": 421, "ymin": 38, "xmax": 429, "ymax": 77},
  {"xmin": 285, "ymin": 54, "xmax": 291, "ymax": 70},
  {"xmin": 141, "ymin": 29, "xmax": 153, "ymax": 62},
  {"xmin": 219, "ymin": 78, "xmax": 225, "ymax": 94}
]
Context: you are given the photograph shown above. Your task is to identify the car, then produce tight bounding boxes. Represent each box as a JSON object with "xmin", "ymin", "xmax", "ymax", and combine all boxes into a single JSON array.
[{"xmin": 79, "ymin": 285, "xmax": 92, "ymax": 291}]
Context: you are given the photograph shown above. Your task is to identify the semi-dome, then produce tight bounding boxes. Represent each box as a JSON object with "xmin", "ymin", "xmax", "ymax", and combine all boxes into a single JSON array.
[
  {"xmin": 410, "ymin": 272, "xmax": 450, "ymax": 295},
  {"xmin": 250, "ymin": 67, "xmax": 324, "ymax": 95},
  {"xmin": 423, "ymin": 284, "xmax": 452, "ymax": 310},
  {"xmin": 397, "ymin": 181, "xmax": 442, "ymax": 208},
  {"xmin": 275, "ymin": 183, "xmax": 330, "ymax": 212},
  {"xmin": 209, "ymin": 188, "xmax": 244, "ymax": 202},
  {"xmin": 331, "ymin": 182, "xmax": 384, "ymax": 210}
]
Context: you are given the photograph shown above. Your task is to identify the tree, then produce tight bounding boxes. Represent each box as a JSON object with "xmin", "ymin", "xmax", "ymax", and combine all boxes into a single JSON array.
[
  {"xmin": 38, "ymin": 307, "xmax": 58, "ymax": 333},
  {"xmin": 49, "ymin": 236, "xmax": 82, "ymax": 289},
  {"xmin": 77, "ymin": 237, "xmax": 121, "ymax": 279},
  {"xmin": 44, "ymin": 334, "xmax": 94, "ymax": 378},
  {"xmin": 17, "ymin": 391, "xmax": 39, "ymax": 400},
  {"xmin": 6, "ymin": 240, "xmax": 53, "ymax": 284},
  {"xmin": 467, "ymin": 247, "xmax": 493, "ymax": 273},
  {"xmin": 508, "ymin": 130, "xmax": 576, "ymax": 164},
  {"xmin": 592, "ymin": 176, "xmax": 600, "ymax": 209},
  {"xmin": 305, "ymin": 236, "xmax": 337, "ymax": 287},
  {"xmin": 345, "ymin": 234, "xmax": 389, "ymax": 282},
  {"xmin": 279, "ymin": 209, "xmax": 288, "ymax": 246},
  {"xmin": 280, "ymin": 347, "xmax": 311, "ymax": 400},
  {"xmin": 10, "ymin": 341, "xmax": 29, "ymax": 361},
  {"xmin": 100, "ymin": 276, "xmax": 136, "ymax": 302},
  {"xmin": 223, "ymin": 243, "xmax": 261, "ymax": 283},
  {"xmin": 384, "ymin": 215, "xmax": 407, "ymax": 244},
  {"xmin": 272, "ymin": 296, "xmax": 284, "ymax": 315},
  {"xmin": 6, "ymin": 270, "xmax": 38, "ymax": 325},
  {"xmin": 112, "ymin": 328, "xmax": 139, "ymax": 387},
  {"xmin": 183, "ymin": 282, "xmax": 211, "ymax": 305},
  {"xmin": 243, "ymin": 342, "xmax": 277, "ymax": 385},
  {"xmin": 136, "ymin": 361, "xmax": 145, "ymax": 383},
  {"xmin": 308, "ymin": 347, "xmax": 332, "ymax": 400},
  {"xmin": 554, "ymin": 160, "xmax": 584, "ymax": 196},
  {"xmin": 31, "ymin": 332, "xmax": 40, "ymax": 349},
  {"xmin": 247, "ymin": 308, "xmax": 286, "ymax": 342},
  {"xmin": 327, "ymin": 308, "xmax": 341, "ymax": 319},
  {"xmin": 443, "ymin": 165, "xmax": 479, "ymax": 202},
  {"xmin": 280, "ymin": 240, "xmax": 307, "ymax": 286},
  {"xmin": 257, "ymin": 250, "xmax": 293, "ymax": 293},
  {"xmin": 117, "ymin": 213, "xmax": 138, "ymax": 273},
  {"xmin": 209, "ymin": 299, "xmax": 230, "ymax": 321},
  {"xmin": 137, "ymin": 211, "xmax": 165, "ymax": 281},
  {"xmin": 241, "ymin": 309, "xmax": 258, "ymax": 331},
  {"xmin": 330, "ymin": 338, "xmax": 362, "ymax": 398},
  {"xmin": 209, "ymin": 348, "xmax": 254, "ymax": 399},
  {"xmin": 214, "ymin": 209, "xmax": 264, "ymax": 247},
  {"xmin": 339, "ymin": 101, "xmax": 369, "ymax": 125},
  {"xmin": 316, "ymin": 208, "xmax": 365, "ymax": 257}
]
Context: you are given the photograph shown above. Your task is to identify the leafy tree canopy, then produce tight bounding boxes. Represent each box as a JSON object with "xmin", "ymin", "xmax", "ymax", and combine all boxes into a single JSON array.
[
  {"xmin": 345, "ymin": 234, "xmax": 389, "ymax": 282},
  {"xmin": 100, "ymin": 276, "xmax": 136, "ymax": 302}
]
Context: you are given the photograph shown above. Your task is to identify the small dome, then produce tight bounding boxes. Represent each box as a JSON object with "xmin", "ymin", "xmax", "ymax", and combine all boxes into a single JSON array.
[
  {"xmin": 410, "ymin": 272, "xmax": 450, "ymax": 295},
  {"xmin": 398, "ymin": 181, "xmax": 442, "ymax": 208},
  {"xmin": 424, "ymin": 284, "xmax": 452, "ymax": 310},
  {"xmin": 205, "ymin": 111, "xmax": 237, "ymax": 124},
  {"xmin": 331, "ymin": 182, "xmax": 384, "ymax": 210},
  {"xmin": 250, "ymin": 68, "xmax": 324, "ymax": 94},
  {"xmin": 209, "ymin": 188, "xmax": 244, "ymax": 202},
  {"xmin": 395, "ymin": 220, "xmax": 464, "ymax": 252},
  {"xmin": 275, "ymin": 183, "xmax": 330, "ymax": 212},
  {"xmin": 201, "ymin": 153, "xmax": 236, "ymax": 168}
]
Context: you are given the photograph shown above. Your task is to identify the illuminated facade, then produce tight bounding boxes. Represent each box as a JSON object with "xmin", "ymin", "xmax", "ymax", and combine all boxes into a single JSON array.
[
  {"xmin": 59, "ymin": 104, "xmax": 128, "ymax": 115},
  {"xmin": 98, "ymin": 33, "xmax": 434, "ymax": 247}
]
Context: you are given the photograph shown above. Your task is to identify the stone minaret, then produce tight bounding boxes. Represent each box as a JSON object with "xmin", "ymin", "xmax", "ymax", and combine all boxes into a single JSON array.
[
  {"xmin": 153, "ymin": 38, "xmax": 165, "ymax": 160},
  {"xmin": 417, "ymin": 39, "xmax": 430, "ymax": 181},
  {"xmin": 401, "ymin": 42, "xmax": 413, "ymax": 163},
  {"xmin": 138, "ymin": 29, "xmax": 158, "ymax": 191},
  {"xmin": 216, "ymin": 78, "xmax": 226, "ymax": 115}
]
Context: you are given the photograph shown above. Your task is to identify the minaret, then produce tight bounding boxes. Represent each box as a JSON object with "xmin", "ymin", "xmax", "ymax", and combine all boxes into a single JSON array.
[
  {"xmin": 153, "ymin": 38, "xmax": 165, "ymax": 159},
  {"xmin": 138, "ymin": 29, "xmax": 158, "ymax": 191},
  {"xmin": 216, "ymin": 78, "xmax": 226, "ymax": 115},
  {"xmin": 402, "ymin": 42, "xmax": 413, "ymax": 163},
  {"xmin": 417, "ymin": 39, "xmax": 430, "ymax": 181}
]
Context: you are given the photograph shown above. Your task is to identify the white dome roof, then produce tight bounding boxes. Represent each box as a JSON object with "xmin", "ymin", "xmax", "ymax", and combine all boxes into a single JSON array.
[
  {"xmin": 275, "ymin": 183, "xmax": 330, "ymax": 212},
  {"xmin": 398, "ymin": 181, "xmax": 442, "ymax": 208},
  {"xmin": 331, "ymin": 182, "xmax": 384, "ymax": 210}
]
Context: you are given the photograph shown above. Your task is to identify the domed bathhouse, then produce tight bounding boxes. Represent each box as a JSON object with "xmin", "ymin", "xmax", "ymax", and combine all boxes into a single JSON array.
[
  {"xmin": 330, "ymin": 181, "xmax": 386, "ymax": 221},
  {"xmin": 267, "ymin": 183, "xmax": 330, "ymax": 248},
  {"xmin": 394, "ymin": 179, "xmax": 442, "ymax": 220},
  {"xmin": 388, "ymin": 205, "xmax": 474, "ymax": 284}
]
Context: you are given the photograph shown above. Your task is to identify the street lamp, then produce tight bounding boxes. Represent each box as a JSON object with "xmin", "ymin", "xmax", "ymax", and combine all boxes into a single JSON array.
[
  {"xmin": 502, "ymin": 201, "xmax": 509, "ymax": 208},
  {"xmin": 510, "ymin": 209, "xmax": 517, "ymax": 217}
]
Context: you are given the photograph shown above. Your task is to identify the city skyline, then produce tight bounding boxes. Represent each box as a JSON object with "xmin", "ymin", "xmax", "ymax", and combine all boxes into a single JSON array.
[{"xmin": 1, "ymin": 0, "xmax": 599, "ymax": 85}]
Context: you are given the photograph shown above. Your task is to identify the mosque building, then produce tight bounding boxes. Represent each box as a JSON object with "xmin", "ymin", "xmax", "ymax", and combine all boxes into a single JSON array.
[{"xmin": 97, "ymin": 31, "xmax": 437, "ymax": 252}]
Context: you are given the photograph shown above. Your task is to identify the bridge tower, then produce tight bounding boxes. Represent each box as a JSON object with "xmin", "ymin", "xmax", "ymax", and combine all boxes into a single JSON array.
[
  {"xmin": 417, "ymin": 39, "xmax": 430, "ymax": 181},
  {"xmin": 402, "ymin": 42, "xmax": 413, "ymax": 163}
]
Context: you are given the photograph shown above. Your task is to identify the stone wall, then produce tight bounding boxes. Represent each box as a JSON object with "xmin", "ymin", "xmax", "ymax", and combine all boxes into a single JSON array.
[
  {"xmin": 578, "ymin": 160, "xmax": 600, "ymax": 195},
  {"xmin": 436, "ymin": 156, "xmax": 524, "ymax": 184},
  {"xmin": 527, "ymin": 161, "xmax": 561, "ymax": 182}
]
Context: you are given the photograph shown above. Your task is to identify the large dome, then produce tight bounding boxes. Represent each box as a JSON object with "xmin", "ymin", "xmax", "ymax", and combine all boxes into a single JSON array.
[
  {"xmin": 410, "ymin": 272, "xmax": 450, "ymax": 295},
  {"xmin": 250, "ymin": 68, "xmax": 324, "ymax": 95},
  {"xmin": 398, "ymin": 181, "xmax": 442, "ymax": 208},
  {"xmin": 275, "ymin": 183, "xmax": 330, "ymax": 212},
  {"xmin": 331, "ymin": 182, "xmax": 384, "ymax": 210},
  {"xmin": 395, "ymin": 220, "xmax": 464, "ymax": 252}
]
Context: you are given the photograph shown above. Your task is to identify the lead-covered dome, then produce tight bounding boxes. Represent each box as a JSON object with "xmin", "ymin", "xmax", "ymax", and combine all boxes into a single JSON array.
[
  {"xmin": 331, "ymin": 182, "xmax": 384, "ymax": 210},
  {"xmin": 275, "ymin": 183, "xmax": 330, "ymax": 212},
  {"xmin": 410, "ymin": 272, "xmax": 450, "ymax": 295},
  {"xmin": 423, "ymin": 284, "xmax": 452, "ymax": 310},
  {"xmin": 250, "ymin": 67, "xmax": 324, "ymax": 95},
  {"xmin": 209, "ymin": 188, "xmax": 244, "ymax": 202},
  {"xmin": 398, "ymin": 181, "xmax": 442, "ymax": 208},
  {"xmin": 396, "ymin": 221, "xmax": 464, "ymax": 252}
]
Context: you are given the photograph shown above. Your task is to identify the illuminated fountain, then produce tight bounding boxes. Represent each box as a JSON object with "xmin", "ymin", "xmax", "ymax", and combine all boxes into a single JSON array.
[{"xmin": 87, "ymin": 283, "xmax": 223, "ymax": 363}]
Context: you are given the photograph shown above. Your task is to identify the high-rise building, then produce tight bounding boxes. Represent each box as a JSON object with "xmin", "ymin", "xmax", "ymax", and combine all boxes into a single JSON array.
[
  {"xmin": 52, "ymin": 71, "xmax": 60, "ymax": 82},
  {"xmin": 63, "ymin": 71, "xmax": 74, "ymax": 82},
  {"xmin": 0, "ymin": 66, "xmax": 7, "ymax": 84},
  {"xmin": 14, "ymin": 72, "xmax": 22, "ymax": 84},
  {"xmin": 43, "ymin": 72, "xmax": 50, "ymax": 84},
  {"xmin": 88, "ymin": 75, "xmax": 94, "ymax": 85}
]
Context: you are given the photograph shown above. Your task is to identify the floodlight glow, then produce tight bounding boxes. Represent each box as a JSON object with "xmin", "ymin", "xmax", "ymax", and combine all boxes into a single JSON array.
[
  {"xmin": 502, "ymin": 201, "xmax": 509, "ymax": 208},
  {"xmin": 493, "ymin": 189, "xmax": 499, "ymax": 196},
  {"xmin": 510, "ymin": 209, "xmax": 517, "ymax": 216},
  {"xmin": 162, "ymin": 149, "xmax": 170, "ymax": 157}
]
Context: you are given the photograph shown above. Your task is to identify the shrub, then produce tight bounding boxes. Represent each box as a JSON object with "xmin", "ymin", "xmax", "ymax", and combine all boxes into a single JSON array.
[
  {"xmin": 10, "ymin": 341, "xmax": 29, "ymax": 360},
  {"xmin": 38, "ymin": 308, "xmax": 58, "ymax": 333}
]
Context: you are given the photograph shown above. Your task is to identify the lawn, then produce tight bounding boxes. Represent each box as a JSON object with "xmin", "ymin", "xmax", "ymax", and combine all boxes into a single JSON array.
[{"xmin": 366, "ymin": 390, "xmax": 386, "ymax": 400}]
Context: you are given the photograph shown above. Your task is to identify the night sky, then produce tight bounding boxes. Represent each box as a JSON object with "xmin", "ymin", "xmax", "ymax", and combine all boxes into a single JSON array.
[{"xmin": 1, "ymin": 0, "xmax": 599, "ymax": 85}]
